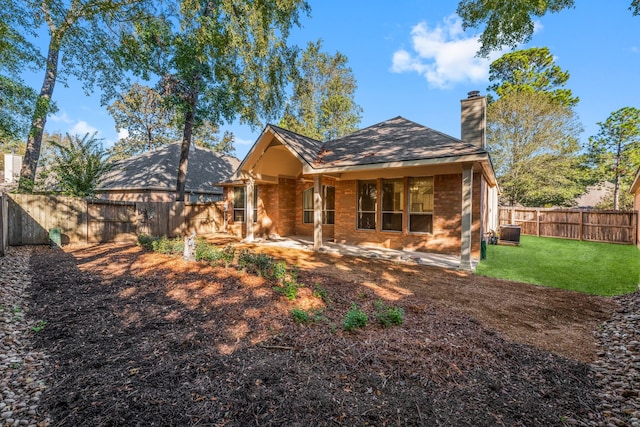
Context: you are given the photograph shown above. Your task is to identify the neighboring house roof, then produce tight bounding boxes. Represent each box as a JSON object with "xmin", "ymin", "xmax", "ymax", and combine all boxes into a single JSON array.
[
  {"xmin": 98, "ymin": 142, "xmax": 240, "ymax": 194},
  {"xmin": 574, "ymin": 181, "xmax": 614, "ymax": 208},
  {"xmin": 230, "ymin": 116, "xmax": 496, "ymax": 185}
]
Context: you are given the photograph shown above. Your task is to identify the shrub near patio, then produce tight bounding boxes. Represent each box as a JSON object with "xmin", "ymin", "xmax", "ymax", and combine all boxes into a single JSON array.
[{"xmin": 476, "ymin": 236, "xmax": 640, "ymax": 296}]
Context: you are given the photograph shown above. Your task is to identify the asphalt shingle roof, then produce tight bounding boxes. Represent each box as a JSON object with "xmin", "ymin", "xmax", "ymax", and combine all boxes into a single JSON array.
[{"xmin": 98, "ymin": 142, "xmax": 240, "ymax": 193}]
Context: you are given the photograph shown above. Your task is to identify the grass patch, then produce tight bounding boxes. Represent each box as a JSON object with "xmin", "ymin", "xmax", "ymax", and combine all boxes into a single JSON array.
[{"xmin": 476, "ymin": 236, "xmax": 640, "ymax": 296}]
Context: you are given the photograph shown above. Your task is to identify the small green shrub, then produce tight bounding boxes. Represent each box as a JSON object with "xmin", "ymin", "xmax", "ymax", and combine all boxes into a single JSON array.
[
  {"xmin": 275, "ymin": 280, "xmax": 300, "ymax": 300},
  {"xmin": 136, "ymin": 234, "xmax": 157, "ymax": 250},
  {"xmin": 291, "ymin": 308, "xmax": 311, "ymax": 323},
  {"xmin": 312, "ymin": 285, "xmax": 329, "ymax": 302},
  {"xmin": 31, "ymin": 320, "xmax": 47, "ymax": 333},
  {"xmin": 238, "ymin": 249, "xmax": 275, "ymax": 276},
  {"xmin": 375, "ymin": 300, "xmax": 404, "ymax": 327},
  {"xmin": 152, "ymin": 236, "xmax": 184, "ymax": 254},
  {"xmin": 272, "ymin": 261, "xmax": 287, "ymax": 282},
  {"xmin": 220, "ymin": 244, "xmax": 236, "ymax": 266},
  {"xmin": 343, "ymin": 303, "xmax": 368, "ymax": 332},
  {"xmin": 291, "ymin": 308, "xmax": 324, "ymax": 323}
]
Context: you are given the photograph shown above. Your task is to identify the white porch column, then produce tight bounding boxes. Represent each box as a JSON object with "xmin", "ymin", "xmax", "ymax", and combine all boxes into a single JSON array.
[
  {"xmin": 245, "ymin": 179, "xmax": 255, "ymax": 242},
  {"xmin": 460, "ymin": 164, "xmax": 473, "ymax": 270},
  {"xmin": 313, "ymin": 174, "xmax": 323, "ymax": 250}
]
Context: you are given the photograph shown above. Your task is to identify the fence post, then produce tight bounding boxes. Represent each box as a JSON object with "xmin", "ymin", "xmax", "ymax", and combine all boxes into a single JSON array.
[
  {"xmin": 536, "ymin": 209, "xmax": 540, "ymax": 237},
  {"xmin": 579, "ymin": 210, "xmax": 583, "ymax": 242}
]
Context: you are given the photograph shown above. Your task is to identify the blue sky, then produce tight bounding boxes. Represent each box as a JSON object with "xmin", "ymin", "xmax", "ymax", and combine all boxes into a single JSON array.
[{"xmin": 22, "ymin": 1, "xmax": 640, "ymax": 160}]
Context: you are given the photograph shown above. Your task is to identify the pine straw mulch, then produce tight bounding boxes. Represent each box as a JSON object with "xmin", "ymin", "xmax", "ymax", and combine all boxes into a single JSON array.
[{"xmin": 26, "ymin": 242, "xmax": 615, "ymax": 426}]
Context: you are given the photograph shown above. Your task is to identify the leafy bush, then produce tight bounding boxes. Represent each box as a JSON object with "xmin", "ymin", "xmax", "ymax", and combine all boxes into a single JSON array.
[
  {"xmin": 272, "ymin": 261, "xmax": 287, "ymax": 283},
  {"xmin": 291, "ymin": 308, "xmax": 323, "ymax": 324},
  {"xmin": 137, "ymin": 234, "xmax": 157, "ymax": 251},
  {"xmin": 275, "ymin": 280, "xmax": 300, "ymax": 300},
  {"xmin": 313, "ymin": 285, "xmax": 329, "ymax": 302},
  {"xmin": 238, "ymin": 249, "xmax": 275, "ymax": 277},
  {"xmin": 343, "ymin": 303, "xmax": 368, "ymax": 332},
  {"xmin": 152, "ymin": 236, "xmax": 184, "ymax": 254},
  {"xmin": 375, "ymin": 300, "xmax": 404, "ymax": 327}
]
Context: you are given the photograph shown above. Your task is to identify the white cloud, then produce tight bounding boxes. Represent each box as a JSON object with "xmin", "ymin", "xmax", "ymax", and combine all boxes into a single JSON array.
[
  {"xmin": 69, "ymin": 120, "xmax": 99, "ymax": 137},
  {"xmin": 117, "ymin": 128, "xmax": 129, "ymax": 140},
  {"xmin": 391, "ymin": 15, "xmax": 501, "ymax": 89},
  {"xmin": 235, "ymin": 136, "xmax": 254, "ymax": 146},
  {"xmin": 49, "ymin": 111, "xmax": 74, "ymax": 124}
]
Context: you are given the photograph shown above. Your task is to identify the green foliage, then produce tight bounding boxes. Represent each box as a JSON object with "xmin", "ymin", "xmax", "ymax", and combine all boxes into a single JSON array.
[
  {"xmin": 106, "ymin": 83, "xmax": 179, "ymax": 160},
  {"xmin": 151, "ymin": 236, "xmax": 184, "ymax": 254},
  {"xmin": 457, "ymin": 0, "xmax": 577, "ymax": 57},
  {"xmin": 116, "ymin": 0, "xmax": 310, "ymax": 198},
  {"xmin": 375, "ymin": 300, "xmax": 405, "ymax": 327},
  {"xmin": 272, "ymin": 261, "xmax": 288, "ymax": 283},
  {"xmin": 14, "ymin": 0, "xmax": 158, "ymax": 191},
  {"xmin": 587, "ymin": 107, "xmax": 640, "ymax": 210},
  {"xmin": 136, "ymin": 234, "xmax": 156, "ymax": 250},
  {"xmin": 31, "ymin": 320, "xmax": 47, "ymax": 333},
  {"xmin": 275, "ymin": 280, "xmax": 301, "ymax": 301},
  {"xmin": 487, "ymin": 91, "xmax": 586, "ymax": 206},
  {"xmin": 238, "ymin": 249, "xmax": 276, "ymax": 277},
  {"xmin": 291, "ymin": 308, "xmax": 323, "ymax": 324},
  {"xmin": 343, "ymin": 303, "xmax": 368, "ymax": 332},
  {"xmin": 195, "ymin": 240, "xmax": 236, "ymax": 266},
  {"xmin": 476, "ymin": 236, "xmax": 640, "ymax": 296},
  {"xmin": 487, "ymin": 47, "xmax": 578, "ymax": 107},
  {"xmin": 312, "ymin": 285, "xmax": 329, "ymax": 302},
  {"xmin": 279, "ymin": 39, "xmax": 363, "ymax": 141},
  {"xmin": 47, "ymin": 133, "xmax": 111, "ymax": 197}
]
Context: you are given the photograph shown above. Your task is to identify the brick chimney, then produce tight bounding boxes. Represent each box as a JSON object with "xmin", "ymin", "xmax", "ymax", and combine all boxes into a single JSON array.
[{"xmin": 460, "ymin": 90, "xmax": 487, "ymax": 149}]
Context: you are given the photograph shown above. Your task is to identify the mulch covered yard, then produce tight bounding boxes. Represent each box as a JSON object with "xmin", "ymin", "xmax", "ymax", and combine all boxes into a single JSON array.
[{"xmin": 26, "ymin": 242, "xmax": 615, "ymax": 426}]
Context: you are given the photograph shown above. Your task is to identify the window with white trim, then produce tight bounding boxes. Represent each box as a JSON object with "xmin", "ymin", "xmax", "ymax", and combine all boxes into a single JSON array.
[
  {"xmin": 357, "ymin": 180, "xmax": 377, "ymax": 230},
  {"xmin": 381, "ymin": 179, "xmax": 403, "ymax": 232},
  {"xmin": 233, "ymin": 187, "xmax": 245, "ymax": 222},
  {"xmin": 409, "ymin": 177, "xmax": 434, "ymax": 233}
]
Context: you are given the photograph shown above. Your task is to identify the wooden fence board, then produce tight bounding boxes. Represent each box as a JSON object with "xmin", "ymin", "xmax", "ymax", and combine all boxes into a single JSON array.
[{"xmin": 499, "ymin": 207, "xmax": 638, "ymax": 245}]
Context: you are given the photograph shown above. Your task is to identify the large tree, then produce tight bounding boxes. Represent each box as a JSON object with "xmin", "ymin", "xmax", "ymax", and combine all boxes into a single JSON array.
[
  {"xmin": 279, "ymin": 40, "xmax": 362, "ymax": 141},
  {"xmin": 487, "ymin": 47, "xmax": 578, "ymax": 107},
  {"xmin": 487, "ymin": 91, "xmax": 584, "ymax": 206},
  {"xmin": 587, "ymin": 107, "xmax": 640, "ymax": 210},
  {"xmin": 457, "ymin": 0, "xmax": 640, "ymax": 56},
  {"xmin": 120, "ymin": 1, "xmax": 310, "ymax": 200},
  {"xmin": 14, "ymin": 0, "xmax": 155, "ymax": 193},
  {"xmin": 107, "ymin": 82, "xmax": 179, "ymax": 159},
  {"xmin": 0, "ymin": 6, "xmax": 42, "ymax": 141}
]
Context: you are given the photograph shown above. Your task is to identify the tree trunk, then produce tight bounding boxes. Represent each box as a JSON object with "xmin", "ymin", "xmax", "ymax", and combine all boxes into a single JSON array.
[
  {"xmin": 18, "ymin": 37, "xmax": 60, "ymax": 193},
  {"xmin": 613, "ymin": 140, "xmax": 622, "ymax": 210},
  {"xmin": 176, "ymin": 86, "xmax": 199, "ymax": 201}
]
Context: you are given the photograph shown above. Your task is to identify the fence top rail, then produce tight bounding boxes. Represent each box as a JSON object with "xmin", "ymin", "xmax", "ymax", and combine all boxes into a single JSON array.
[{"xmin": 501, "ymin": 207, "xmax": 638, "ymax": 215}]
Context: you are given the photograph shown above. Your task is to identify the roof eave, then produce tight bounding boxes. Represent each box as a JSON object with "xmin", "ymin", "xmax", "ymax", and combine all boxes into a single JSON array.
[{"xmin": 303, "ymin": 153, "xmax": 498, "ymax": 186}]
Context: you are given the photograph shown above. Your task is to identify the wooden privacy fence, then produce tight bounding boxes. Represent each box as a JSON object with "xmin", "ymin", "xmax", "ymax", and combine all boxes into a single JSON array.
[
  {"xmin": 5, "ymin": 194, "xmax": 225, "ymax": 246},
  {"xmin": 499, "ymin": 207, "xmax": 638, "ymax": 245}
]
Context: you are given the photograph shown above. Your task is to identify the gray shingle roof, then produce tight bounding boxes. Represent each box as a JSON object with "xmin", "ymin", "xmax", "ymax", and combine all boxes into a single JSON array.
[
  {"xmin": 98, "ymin": 142, "xmax": 240, "ymax": 193},
  {"xmin": 316, "ymin": 116, "xmax": 486, "ymax": 168}
]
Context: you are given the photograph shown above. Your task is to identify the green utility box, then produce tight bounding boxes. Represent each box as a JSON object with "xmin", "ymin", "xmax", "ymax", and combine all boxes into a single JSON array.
[{"xmin": 49, "ymin": 228, "xmax": 62, "ymax": 249}]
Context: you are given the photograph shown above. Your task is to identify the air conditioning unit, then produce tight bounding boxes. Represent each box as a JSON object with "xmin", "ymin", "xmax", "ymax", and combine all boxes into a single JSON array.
[{"xmin": 499, "ymin": 225, "xmax": 521, "ymax": 245}]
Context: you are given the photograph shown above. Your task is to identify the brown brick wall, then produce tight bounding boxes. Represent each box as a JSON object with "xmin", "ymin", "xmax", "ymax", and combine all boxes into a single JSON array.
[{"xmin": 333, "ymin": 174, "xmax": 483, "ymax": 257}]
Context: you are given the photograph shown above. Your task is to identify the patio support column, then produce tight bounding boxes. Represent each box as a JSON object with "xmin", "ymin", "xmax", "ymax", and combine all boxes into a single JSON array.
[
  {"xmin": 460, "ymin": 164, "xmax": 473, "ymax": 270},
  {"xmin": 245, "ymin": 179, "xmax": 254, "ymax": 242},
  {"xmin": 313, "ymin": 174, "xmax": 323, "ymax": 250}
]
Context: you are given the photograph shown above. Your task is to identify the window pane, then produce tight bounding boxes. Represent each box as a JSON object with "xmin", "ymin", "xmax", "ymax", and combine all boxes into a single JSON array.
[
  {"xmin": 324, "ymin": 210, "xmax": 335, "ymax": 225},
  {"xmin": 358, "ymin": 212, "xmax": 376, "ymax": 230},
  {"xmin": 325, "ymin": 186, "xmax": 335, "ymax": 210},
  {"xmin": 382, "ymin": 213, "xmax": 402, "ymax": 231},
  {"xmin": 409, "ymin": 177, "xmax": 433, "ymax": 213},
  {"xmin": 234, "ymin": 187, "xmax": 245, "ymax": 208},
  {"xmin": 382, "ymin": 180, "xmax": 403, "ymax": 212},
  {"xmin": 233, "ymin": 210, "xmax": 245, "ymax": 222},
  {"xmin": 358, "ymin": 181, "xmax": 377, "ymax": 212},
  {"xmin": 303, "ymin": 210, "xmax": 313, "ymax": 224},
  {"xmin": 410, "ymin": 214, "xmax": 432, "ymax": 233},
  {"xmin": 303, "ymin": 188, "xmax": 313, "ymax": 210}
]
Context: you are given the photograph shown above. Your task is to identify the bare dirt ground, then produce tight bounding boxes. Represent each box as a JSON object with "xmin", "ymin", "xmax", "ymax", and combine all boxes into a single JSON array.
[{"xmin": 26, "ymin": 241, "xmax": 616, "ymax": 426}]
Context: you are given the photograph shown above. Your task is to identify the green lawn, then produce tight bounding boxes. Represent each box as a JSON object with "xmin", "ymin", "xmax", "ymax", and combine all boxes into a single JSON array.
[{"xmin": 475, "ymin": 236, "xmax": 640, "ymax": 296}]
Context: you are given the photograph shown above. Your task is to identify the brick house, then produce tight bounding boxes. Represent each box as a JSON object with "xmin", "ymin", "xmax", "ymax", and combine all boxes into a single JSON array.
[
  {"xmin": 97, "ymin": 142, "xmax": 240, "ymax": 202},
  {"xmin": 221, "ymin": 92, "xmax": 498, "ymax": 269},
  {"xmin": 631, "ymin": 167, "xmax": 640, "ymax": 248}
]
